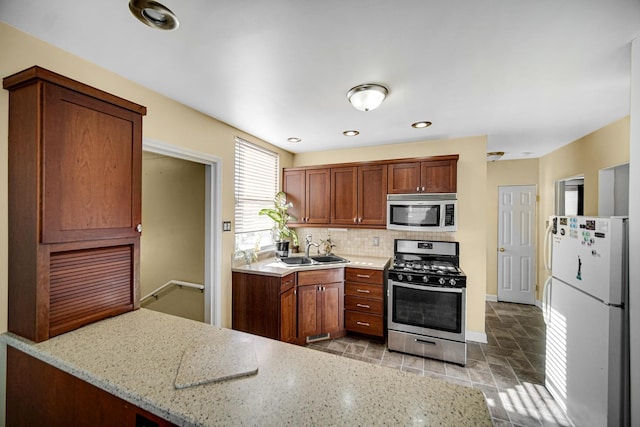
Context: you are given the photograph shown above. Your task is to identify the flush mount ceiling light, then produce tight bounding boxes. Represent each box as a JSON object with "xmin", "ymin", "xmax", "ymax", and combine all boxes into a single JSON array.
[
  {"xmin": 411, "ymin": 121, "xmax": 432, "ymax": 129},
  {"xmin": 129, "ymin": 0, "xmax": 179, "ymax": 31},
  {"xmin": 487, "ymin": 151, "xmax": 505, "ymax": 161},
  {"xmin": 347, "ymin": 84, "xmax": 388, "ymax": 112},
  {"xmin": 343, "ymin": 130, "xmax": 359, "ymax": 136},
  {"xmin": 287, "ymin": 137, "xmax": 302, "ymax": 143}
]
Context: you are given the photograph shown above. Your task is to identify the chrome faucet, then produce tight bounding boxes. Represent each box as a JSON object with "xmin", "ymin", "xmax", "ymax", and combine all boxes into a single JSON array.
[{"xmin": 305, "ymin": 234, "xmax": 320, "ymax": 257}]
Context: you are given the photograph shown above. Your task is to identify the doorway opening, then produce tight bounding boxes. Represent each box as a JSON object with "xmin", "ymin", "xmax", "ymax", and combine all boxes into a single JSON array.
[
  {"xmin": 142, "ymin": 139, "xmax": 222, "ymax": 326},
  {"xmin": 554, "ymin": 175, "xmax": 584, "ymax": 216}
]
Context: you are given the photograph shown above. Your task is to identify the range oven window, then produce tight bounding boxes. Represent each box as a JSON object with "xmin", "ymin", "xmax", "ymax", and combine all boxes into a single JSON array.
[
  {"xmin": 391, "ymin": 285, "xmax": 462, "ymax": 333},
  {"xmin": 389, "ymin": 204, "xmax": 440, "ymax": 227}
]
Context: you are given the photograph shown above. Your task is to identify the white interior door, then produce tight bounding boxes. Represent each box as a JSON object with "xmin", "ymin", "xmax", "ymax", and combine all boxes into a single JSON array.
[{"xmin": 498, "ymin": 185, "xmax": 536, "ymax": 304}]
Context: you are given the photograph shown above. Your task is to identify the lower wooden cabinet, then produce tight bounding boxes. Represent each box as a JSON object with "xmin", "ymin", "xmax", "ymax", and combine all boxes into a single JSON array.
[
  {"xmin": 280, "ymin": 274, "xmax": 298, "ymax": 343},
  {"xmin": 296, "ymin": 269, "xmax": 345, "ymax": 343},
  {"xmin": 344, "ymin": 267, "xmax": 385, "ymax": 338},
  {"xmin": 232, "ymin": 272, "xmax": 297, "ymax": 343},
  {"xmin": 6, "ymin": 346, "xmax": 174, "ymax": 426},
  {"xmin": 232, "ymin": 269, "xmax": 347, "ymax": 345}
]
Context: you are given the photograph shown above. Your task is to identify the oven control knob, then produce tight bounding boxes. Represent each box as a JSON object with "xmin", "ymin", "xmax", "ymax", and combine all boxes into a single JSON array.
[
  {"xmin": 397, "ymin": 274, "xmax": 403, "ymax": 281},
  {"xmin": 449, "ymin": 278, "xmax": 457, "ymax": 286},
  {"xmin": 407, "ymin": 275, "xmax": 413, "ymax": 282},
  {"xmin": 423, "ymin": 276, "xmax": 428, "ymax": 282},
  {"xmin": 438, "ymin": 277, "xmax": 446, "ymax": 285}
]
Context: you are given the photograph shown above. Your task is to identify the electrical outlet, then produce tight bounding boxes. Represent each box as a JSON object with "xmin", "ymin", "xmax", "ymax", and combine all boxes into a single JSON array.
[
  {"xmin": 222, "ymin": 221, "xmax": 231, "ymax": 232},
  {"xmin": 373, "ymin": 236, "xmax": 380, "ymax": 246}
]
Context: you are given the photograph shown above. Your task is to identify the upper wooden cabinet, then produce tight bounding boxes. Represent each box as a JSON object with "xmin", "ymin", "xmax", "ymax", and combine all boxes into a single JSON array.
[
  {"xmin": 331, "ymin": 165, "xmax": 387, "ymax": 227},
  {"xmin": 388, "ymin": 157, "xmax": 458, "ymax": 194},
  {"xmin": 283, "ymin": 168, "xmax": 331, "ymax": 225},
  {"xmin": 41, "ymin": 83, "xmax": 142, "ymax": 244},
  {"xmin": 4, "ymin": 66, "xmax": 146, "ymax": 342}
]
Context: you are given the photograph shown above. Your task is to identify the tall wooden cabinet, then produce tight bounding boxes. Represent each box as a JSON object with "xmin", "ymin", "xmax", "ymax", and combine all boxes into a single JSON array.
[{"xmin": 3, "ymin": 66, "xmax": 146, "ymax": 342}]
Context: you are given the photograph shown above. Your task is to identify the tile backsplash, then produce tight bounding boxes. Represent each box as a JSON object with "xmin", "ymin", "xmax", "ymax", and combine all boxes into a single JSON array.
[{"xmin": 293, "ymin": 227, "xmax": 456, "ymax": 259}]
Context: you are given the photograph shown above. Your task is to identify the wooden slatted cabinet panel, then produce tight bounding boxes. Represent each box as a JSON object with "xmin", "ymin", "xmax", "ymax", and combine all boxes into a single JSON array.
[{"xmin": 3, "ymin": 66, "xmax": 146, "ymax": 342}]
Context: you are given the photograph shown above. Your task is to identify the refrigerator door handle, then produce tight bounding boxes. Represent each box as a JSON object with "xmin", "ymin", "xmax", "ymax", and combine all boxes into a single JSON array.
[
  {"xmin": 542, "ymin": 276, "xmax": 552, "ymax": 324},
  {"xmin": 543, "ymin": 220, "xmax": 553, "ymax": 274}
]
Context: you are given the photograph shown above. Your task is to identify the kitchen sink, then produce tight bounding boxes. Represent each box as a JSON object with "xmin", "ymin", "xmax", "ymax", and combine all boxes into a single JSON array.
[
  {"xmin": 310, "ymin": 255, "xmax": 350, "ymax": 264},
  {"xmin": 279, "ymin": 257, "xmax": 314, "ymax": 265},
  {"xmin": 279, "ymin": 255, "xmax": 350, "ymax": 266}
]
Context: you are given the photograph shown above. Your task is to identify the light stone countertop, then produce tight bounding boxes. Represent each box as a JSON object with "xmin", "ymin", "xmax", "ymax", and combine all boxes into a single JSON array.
[
  {"xmin": 2, "ymin": 309, "xmax": 492, "ymax": 426},
  {"xmin": 232, "ymin": 254, "xmax": 391, "ymax": 277}
]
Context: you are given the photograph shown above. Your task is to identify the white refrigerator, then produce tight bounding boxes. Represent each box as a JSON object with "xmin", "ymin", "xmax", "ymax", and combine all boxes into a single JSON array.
[{"xmin": 544, "ymin": 216, "xmax": 629, "ymax": 427}]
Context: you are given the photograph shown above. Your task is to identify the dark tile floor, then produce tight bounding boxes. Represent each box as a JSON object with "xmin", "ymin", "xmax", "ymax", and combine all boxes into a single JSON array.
[{"xmin": 307, "ymin": 301, "xmax": 572, "ymax": 427}]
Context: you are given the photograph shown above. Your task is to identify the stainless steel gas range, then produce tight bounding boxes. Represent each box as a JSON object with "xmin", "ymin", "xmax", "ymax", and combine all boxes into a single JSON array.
[{"xmin": 387, "ymin": 239, "xmax": 467, "ymax": 366}]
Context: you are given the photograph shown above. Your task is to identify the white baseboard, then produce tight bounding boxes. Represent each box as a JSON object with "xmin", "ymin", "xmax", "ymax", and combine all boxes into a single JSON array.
[
  {"xmin": 485, "ymin": 294, "xmax": 497, "ymax": 302},
  {"xmin": 466, "ymin": 330, "xmax": 488, "ymax": 344}
]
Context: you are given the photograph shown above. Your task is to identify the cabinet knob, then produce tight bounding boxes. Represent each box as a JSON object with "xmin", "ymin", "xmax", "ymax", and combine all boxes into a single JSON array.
[
  {"xmin": 416, "ymin": 187, "xmax": 420, "ymax": 192},
  {"xmin": 353, "ymin": 218, "xmax": 358, "ymax": 223},
  {"xmin": 136, "ymin": 224, "xmax": 142, "ymax": 233}
]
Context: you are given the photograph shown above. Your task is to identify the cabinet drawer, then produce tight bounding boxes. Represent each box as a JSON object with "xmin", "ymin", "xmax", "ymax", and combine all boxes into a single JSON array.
[
  {"xmin": 345, "ymin": 311, "xmax": 383, "ymax": 336},
  {"xmin": 281, "ymin": 273, "xmax": 296, "ymax": 293},
  {"xmin": 345, "ymin": 295, "xmax": 384, "ymax": 315},
  {"xmin": 345, "ymin": 282, "xmax": 383, "ymax": 300},
  {"xmin": 298, "ymin": 268, "xmax": 344, "ymax": 286},
  {"xmin": 345, "ymin": 268, "xmax": 383, "ymax": 285}
]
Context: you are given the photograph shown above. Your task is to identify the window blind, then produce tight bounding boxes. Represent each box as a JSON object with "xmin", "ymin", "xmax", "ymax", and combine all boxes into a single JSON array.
[{"xmin": 234, "ymin": 137, "xmax": 279, "ymax": 246}]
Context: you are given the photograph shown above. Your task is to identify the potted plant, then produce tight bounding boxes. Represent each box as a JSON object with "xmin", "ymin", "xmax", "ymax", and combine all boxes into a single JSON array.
[{"xmin": 259, "ymin": 191, "xmax": 299, "ymax": 258}]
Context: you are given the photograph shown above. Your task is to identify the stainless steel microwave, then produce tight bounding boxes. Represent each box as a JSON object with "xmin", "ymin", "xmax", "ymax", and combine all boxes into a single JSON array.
[{"xmin": 386, "ymin": 193, "xmax": 457, "ymax": 232}]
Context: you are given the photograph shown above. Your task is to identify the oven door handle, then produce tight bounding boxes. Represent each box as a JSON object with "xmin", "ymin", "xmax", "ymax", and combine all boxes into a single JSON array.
[{"xmin": 389, "ymin": 280, "xmax": 463, "ymax": 294}]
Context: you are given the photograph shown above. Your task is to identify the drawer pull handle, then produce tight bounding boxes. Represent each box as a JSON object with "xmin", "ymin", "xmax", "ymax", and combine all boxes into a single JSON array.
[
  {"xmin": 356, "ymin": 321, "xmax": 370, "ymax": 327},
  {"xmin": 356, "ymin": 303, "xmax": 370, "ymax": 309},
  {"xmin": 356, "ymin": 289, "xmax": 370, "ymax": 294},
  {"xmin": 356, "ymin": 274, "xmax": 371, "ymax": 278},
  {"xmin": 415, "ymin": 338, "xmax": 437, "ymax": 346}
]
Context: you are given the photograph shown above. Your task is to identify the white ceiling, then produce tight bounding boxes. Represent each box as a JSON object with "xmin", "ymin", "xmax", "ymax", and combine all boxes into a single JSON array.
[{"xmin": 2, "ymin": 0, "xmax": 639, "ymax": 159}]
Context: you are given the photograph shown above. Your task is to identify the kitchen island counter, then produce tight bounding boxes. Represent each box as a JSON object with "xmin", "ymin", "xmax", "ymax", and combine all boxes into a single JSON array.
[{"xmin": 2, "ymin": 309, "xmax": 491, "ymax": 426}]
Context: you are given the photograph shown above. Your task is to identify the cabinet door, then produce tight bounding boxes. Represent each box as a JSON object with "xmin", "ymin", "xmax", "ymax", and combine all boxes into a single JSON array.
[
  {"xmin": 306, "ymin": 169, "xmax": 331, "ymax": 224},
  {"xmin": 421, "ymin": 160, "xmax": 457, "ymax": 193},
  {"xmin": 358, "ymin": 165, "xmax": 387, "ymax": 226},
  {"xmin": 387, "ymin": 162, "xmax": 421, "ymax": 194},
  {"xmin": 280, "ymin": 286, "xmax": 297, "ymax": 343},
  {"xmin": 297, "ymin": 284, "xmax": 320, "ymax": 339},
  {"xmin": 320, "ymin": 281, "xmax": 344, "ymax": 336},
  {"xmin": 331, "ymin": 166, "xmax": 358, "ymax": 225},
  {"xmin": 42, "ymin": 83, "xmax": 142, "ymax": 244},
  {"xmin": 283, "ymin": 169, "xmax": 306, "ymax": 225}
]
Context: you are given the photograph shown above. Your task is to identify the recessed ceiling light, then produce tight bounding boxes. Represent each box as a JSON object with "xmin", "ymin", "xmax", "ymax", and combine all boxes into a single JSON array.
[
  {"xmin": 287, "ymin": 137, "xmax": 302, "ymax": 143},
  {"xmin": 343, "ymin": 130, "xmax": 360, "ymax": 136},
  {"xmin": 411, "ymin": 121, "xmax": 432, "ymax": 129},
  {"xmin": 129, "ymin": 0, "xmax": 179, "ymax": 31}
]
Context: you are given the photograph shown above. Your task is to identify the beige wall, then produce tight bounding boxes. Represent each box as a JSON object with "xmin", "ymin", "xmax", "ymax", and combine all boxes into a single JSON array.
[
  {"xmin": 293, "ymin": 136, "xmax": 489, "ymax": 339},
  {"xmin": 140, "ymin": 153, "xmax": 205, "ymax": 322},
  {"xmin": 0, "ymin": 22, "xmax": 294, "ymax": 335},
  {"xmin": 485, "ymin": 159, "xmax": 539, "ymax": 297},
  {"xmin": 536, "ymin": 116, "xmax": 630, "ymax": 299}
]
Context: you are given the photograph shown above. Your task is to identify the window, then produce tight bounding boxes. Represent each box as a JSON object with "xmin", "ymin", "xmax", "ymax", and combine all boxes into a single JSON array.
[{"xmin": 234, "ymin": 137, "xmax": 279, "ymax": 250}]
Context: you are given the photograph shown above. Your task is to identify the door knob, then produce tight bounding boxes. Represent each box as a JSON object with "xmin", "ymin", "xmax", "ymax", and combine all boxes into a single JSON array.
[{"xmin": 499, "ymin": 247, "xmax": 505, "ymax": 252}]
